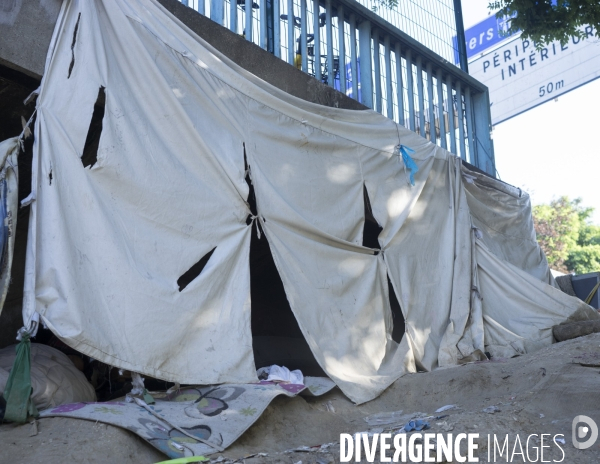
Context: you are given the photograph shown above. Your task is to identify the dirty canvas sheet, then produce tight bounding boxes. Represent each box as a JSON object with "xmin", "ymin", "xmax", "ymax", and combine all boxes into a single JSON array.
[
  {"xmin": 39, "ymin": 377, "xmax": 336, "ymax": 458},
  {"xmin": 462, "ymin": 165, "xmax": 557, "ymax": 286},
  {"xmin": 23, "ymin": 0, "xmax": 598, "ymax": 405}
]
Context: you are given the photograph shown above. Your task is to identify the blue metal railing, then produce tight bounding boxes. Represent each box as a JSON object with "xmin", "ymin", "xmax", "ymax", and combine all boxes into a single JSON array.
[{"xmin": 178, "ymin": 0, "xmax": 495, "ymax": 176}]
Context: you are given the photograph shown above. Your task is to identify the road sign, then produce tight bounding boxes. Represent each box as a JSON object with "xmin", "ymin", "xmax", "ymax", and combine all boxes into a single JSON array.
[
  {"xmin": 469, "ymin": 26, "xmax": 600, "ymax": 125},
  {"xmin": 462, "ymin": 14, "xmax": 516, "ymax": 60}
]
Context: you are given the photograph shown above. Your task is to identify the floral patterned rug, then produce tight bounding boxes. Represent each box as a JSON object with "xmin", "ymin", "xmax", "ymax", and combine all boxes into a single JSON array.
[{"xmin": 39, "ymin": 377, "xmax": 336, "ymax": 459}]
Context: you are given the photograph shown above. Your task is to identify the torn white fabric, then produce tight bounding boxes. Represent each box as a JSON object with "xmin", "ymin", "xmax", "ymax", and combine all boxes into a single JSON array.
[
  {"xmin": 462, "ymin": 164, "xmax": 557, "ymax": 287},
  {"xmin": 23, "ymin": 0, "xmax": 598, "ymax": 405},
  {"xmin": 265, "ymin": 365, "xmax": 304, "ymax": 385},
  {"xmin": 475, "ymin": 240, "xmax": 597, "ymax": 358},
  {"xmin": 0, "ymin": 137, "xmax": 20, "ymax": 318}
]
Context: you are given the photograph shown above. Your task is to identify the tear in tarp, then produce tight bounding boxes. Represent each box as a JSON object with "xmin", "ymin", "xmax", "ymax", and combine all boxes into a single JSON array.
[{"xmin": 22, "ymin": 0, "xmax": 599, "ymax": 405}]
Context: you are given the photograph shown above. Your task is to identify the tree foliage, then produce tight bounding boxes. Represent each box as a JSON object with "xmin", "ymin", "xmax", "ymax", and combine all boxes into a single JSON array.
[
  {"xmin": 370, "ymin": 0, "xmax": 398, "ymax": 13},
  {"xmin": 489, "ymin": 0, "xmax": 600, "ymax": 46},
  {"xmin": 533, "ymin": 196, "xmax": 600, "ymax": 274}
]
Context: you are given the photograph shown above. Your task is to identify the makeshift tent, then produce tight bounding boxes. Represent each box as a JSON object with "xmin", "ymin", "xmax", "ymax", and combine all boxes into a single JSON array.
[{"xmin": 19, "ymin": 0, "xmax": 598, "ymax": 405}]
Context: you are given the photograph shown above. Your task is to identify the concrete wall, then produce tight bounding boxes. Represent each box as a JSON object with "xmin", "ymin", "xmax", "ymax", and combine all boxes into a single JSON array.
[{"xmin": 0, "ymin": 0, "xmax": 62, "ymax": 79}]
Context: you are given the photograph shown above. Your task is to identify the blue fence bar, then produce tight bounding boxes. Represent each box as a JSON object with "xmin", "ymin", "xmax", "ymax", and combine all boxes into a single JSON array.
[
  {"xmin": 464, "ymin": 86, "xmax": 474, "ymax": 161},
  {"xmin": 446, "ymin": 74, "xmax": 457, "ymax": 154},
  {"xmin": 426, "ymin": 62, "xmax": 435, "ymax": 143},
  {"xmin": 211, "ymin": 0, "xmax": 224, "ymax": 25},
  {"xmin": 337, "ymin": 6, "xmax": 346, "ymax": 94},
  {"xmin": 274, "ymin": 0, "xmax": 281, "ymax": 57},
  {"xmin": 394, "ymin": 43, "xmax": 403, "ymax": 126},
  {"xmin": 405, "ymin": 49, "xmax": 415, "ymax": 132},
  {"xmin": 245, "ymin": 0, "xmax": 252, "ymax": 40},
  {"xmin": 325, "ymin": 0, "xmax": 333, "ymax": 87},
  {"xmin": 456, "ymin": 81, "xmax": 465, "ymax": 159},
  {"xmin": 260, "ymin": 0, "xmax": 267, "ymax": 48},
  {"xmin": 177, "ymin": 0, "xmax": 495, "ymax": 176},
  {"xmin": 384, "ymin": 35, "xmax": 393, "ymax": 120},
  {"xmin": 357, "ymin": 19, "xmax": 372, "ymax": 107},
  {"xmin": 436, "ymin": 70, "xmax": 446, "ymax": 149},
  {"xmin": 287, "ymin": 0, "xmax": 295, "ymax": 64},
  {"xmin": 373, "ymin": 31, "xmax": 382, "ymax": 113},
  {"xmin": 349, "ymin": 14, "xmax": 358, "ymax": 100},
  {"xmin": 229, "ymin": 0, "xmax": 237, "ymax": 32},
  {"xmin": 301, "ymin": 0, "xmax": 308, "ymax": 71},
  {"xmin": 313, "ymin": 0, "xmax": 322, "ymax": 80},
  {"xmin": 415, "ymin": 55, "xmax": 425, "ymax": 139}
]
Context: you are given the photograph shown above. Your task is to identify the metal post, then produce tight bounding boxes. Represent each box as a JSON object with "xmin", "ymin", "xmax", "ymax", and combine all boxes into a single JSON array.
[
  {"xmin": 406, "ymin": 49, "xmax": 415, "ymax": 131},
  {"xmin": 211, "ymin": 0, "xmax": 224, "ymax": 25},
  {"xmin": 313, "ymin": 0, "xmax": 321, "ymax": 80},
  {"xmin": 358, "ymin": 20, "xmax": 372, "ymax": 108},
  {"xmin": 348, "ymin": 14, "xmax": 358, "ymax": 100},
  {"xmin": 301, "ymin": 0, "xmax": 308, "ymax": 71},
  {"xmin": 446, "ymin": 76, "xmax": 457, "ymax": 155},
  {"xmin": 337, "ymin": 5, "xmax": 346, "ymax": 93},
  {"xmin": 245, "ymin": 0, "xmax": 253, "ymax": 40},
  {"xmin": 273, "ymin": 0, "xmax": 281, "ymax": 57},
  {"xmin": 416, "ymin": 55, "xmax": 425, "ymax": 138},
  {"xmin": 373, "ymin": 30, "xmax": 382, "ymax": 113},
  {"xmin": 230, "ymin": 0, "xmax": 238, "ymax": 33},
  {"xmin": 453, "ymin": 0, "xmax": 468, "ymax": 73},
  {"xmin": 464, "ymin": 86, "xmax": 474, "ymax": 163},
  {"xmin": 325, "ymin": 0, "xmax": 333, "ymax": 86},
  {"xmin": 384, "ymin": 35, "xmax": 393, "ymax": 120},
  {"xmin": 456, "ymin": 81, "xmax": 466, "ymax": 159},
  {"xmin": 426, "ymin": 62, "xmax": 436, "ymax": 143},
  {"xmin": 436, "ymin": 71, "xmax": 446, "ymax": 149},
  {"xmin": 471, "ymin": 90, "xmax": 495, "ymax": 176},
  {"xmin": 395, "ymin": 42, "xmax": 404, "ymax": 126},
  {"xmin": 287, "ymin": 0, "xmax": 295, "ymax": 64},
  {"xmin": 260, "ymin": 0, "xmax": 267, "ymax": 49}
]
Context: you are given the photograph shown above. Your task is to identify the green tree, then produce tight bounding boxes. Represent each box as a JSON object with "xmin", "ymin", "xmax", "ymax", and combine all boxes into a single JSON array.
[
  {"xmin": 532, "ymin": 196, "xmax": 600, "ymax": 274},
  {"xmin": 489, "ymin": 0, "xmax": 600, "ymax": 46}
]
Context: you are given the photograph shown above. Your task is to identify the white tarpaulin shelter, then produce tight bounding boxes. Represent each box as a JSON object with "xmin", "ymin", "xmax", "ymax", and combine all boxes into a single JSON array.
[{"xmin": 20, "ymin": 0, "xmax": 598, "ymax": 404}]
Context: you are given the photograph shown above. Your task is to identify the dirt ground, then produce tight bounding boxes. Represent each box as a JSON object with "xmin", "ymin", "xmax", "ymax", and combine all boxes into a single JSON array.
[{"xmin": 2, "ymin": 333, "xmax": 600, "ymax": 463}]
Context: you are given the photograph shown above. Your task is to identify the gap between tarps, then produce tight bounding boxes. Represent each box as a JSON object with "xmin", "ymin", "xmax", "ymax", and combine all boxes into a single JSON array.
[{"xmin": 362, "ymin": 183, "xmax": 405, "ymax": 344}]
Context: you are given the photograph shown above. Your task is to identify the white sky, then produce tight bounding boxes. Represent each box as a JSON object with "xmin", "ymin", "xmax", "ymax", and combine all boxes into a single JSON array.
[{"xmin": 461, "ymin": 0, "xmax": 600, "ymax": 223}]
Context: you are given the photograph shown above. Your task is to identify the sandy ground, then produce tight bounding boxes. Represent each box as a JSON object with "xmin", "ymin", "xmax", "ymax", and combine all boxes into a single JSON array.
[{"xmin": 2, "ymin": 333, "xmax": 600, "ymax": 463}]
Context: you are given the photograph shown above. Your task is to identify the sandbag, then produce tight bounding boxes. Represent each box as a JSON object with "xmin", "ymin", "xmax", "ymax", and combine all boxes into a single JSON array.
[{"xmin": 0, "ymin": 343, "xmax": 96, "ymax": 413}]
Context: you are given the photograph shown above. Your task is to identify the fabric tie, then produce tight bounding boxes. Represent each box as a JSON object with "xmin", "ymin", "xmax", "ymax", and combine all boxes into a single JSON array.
[{"xmin": 395, "ymin": 145, "xmax": 418, "ymax": 186}]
